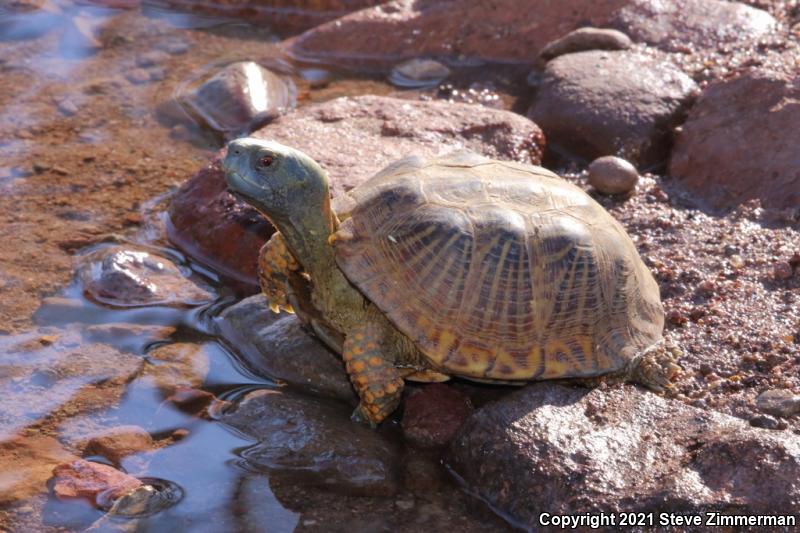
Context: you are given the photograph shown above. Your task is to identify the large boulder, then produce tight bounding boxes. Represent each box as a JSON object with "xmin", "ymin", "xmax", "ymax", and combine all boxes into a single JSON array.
[
  {"xmin": 609, "ymin": 0, "xmax": 776, "ymax": 53},
  {"xmin": 528, "ymin": 50, "xmax": 697, "ymax": 167},
  {"xmin": 287, "ymin": 0, "xmax": 629, "ymax": 67},
  {"xmin": 669, "ymin": 69, "xmax": 800, "ymax": 210},
  {"xmin": 168, "ymin": 95, "xmax": 545, "ymax": 287},
  {"xmin": 447, "ymin": 383, "xmax": 800, "ymax": 528}
]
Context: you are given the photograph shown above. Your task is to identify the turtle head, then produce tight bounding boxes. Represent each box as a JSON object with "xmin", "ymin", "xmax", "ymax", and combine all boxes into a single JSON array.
[{"xmin": 223, "ymin": 138, "xmax": 329, "ymax": 221}]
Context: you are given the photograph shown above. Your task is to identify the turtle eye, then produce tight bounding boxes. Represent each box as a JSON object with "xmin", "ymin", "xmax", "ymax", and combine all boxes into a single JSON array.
[{"xmin": 259, "ymin": 154, "xmax": 275, "ymax": 168}]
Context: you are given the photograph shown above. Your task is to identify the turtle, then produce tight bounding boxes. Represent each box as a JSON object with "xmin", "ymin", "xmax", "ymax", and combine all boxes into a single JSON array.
[{"xmin": 223, "ymin": 138, "xmax": 679, "ymax": 426}]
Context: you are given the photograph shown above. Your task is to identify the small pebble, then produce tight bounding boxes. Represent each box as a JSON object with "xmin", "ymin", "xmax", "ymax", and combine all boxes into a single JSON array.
[
  {"xmin": 136, "ymin": 51, "xmax": 168, "ymax": 68},
  {"xmin": 774, "ymin": 261, "xmax": 793, "ymax": 280},
  {"xmin": 158, "ymin": 39, "xmax": 189, "ymax": 55},
  {"xmin": 588, "ymin": 156, "xmax": 639, "ymax": 195},
  {"xmin": 749, "ymin": 414, "xmax": 781, "ymax": 430},
  {"xmin": 126, "ymin": 68, "xmax": 151, "ymax": 85},
  {"xmin": 146, "ymin": 68, "xmax": 165, "ymax": 82},
  {"xmin": 389, "ymin": 58, "xmax": 450, "ymax": 88},
  {"xmin": 729, "ymin": 255, "xmax": 745, "ymax": 269},
  {"xmin": 57, "ymin": 99, "xmax": 79, "ymax": 116}
]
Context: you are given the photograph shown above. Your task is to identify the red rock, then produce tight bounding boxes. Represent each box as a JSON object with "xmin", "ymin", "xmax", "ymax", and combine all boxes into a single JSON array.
[
  {"xmin": 167, "ymin": 160, "xmax": 270, "ymax": 292},
  {"xmin": 669, "ymin": 69, "xmax": 800, "ymax": 210},
  {"xmin": 609, "ymin": 0, "xmax": 776, "ymax": 52},
  {"xmin": 85, "ymin": 426, "xmax": 155, "ymax": 465},
  {"xmin": 168, "ymin": 95, "xmax": 545, "ymax": 287},
  {"xmin": 52, "ymin": 459, "xmax": 143, "ymax": 507},
  {"xmin": 151, "ymin": 0, "xmax": 384, "ymax": 32},
  {"xmin": 529, "ymin": 50, "xmax": 696, "ymax": 166},
  {"xmin": 447, "ymin": 383, "xmax": 800, "ymax": 525},
  {"xmin": 402, "ymin": 384, "xmax": 474, "ymax": 448},
  {"xmin": 287, "ymin": 0, "xmax": 628, "ymax": 67}
]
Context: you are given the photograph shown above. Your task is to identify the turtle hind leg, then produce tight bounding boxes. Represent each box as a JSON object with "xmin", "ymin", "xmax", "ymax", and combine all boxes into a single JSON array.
[
  {"xmin": 343, "ymin": 323, "xmax": 404, "ymax": 427},
  {"xmin": 629, "ymin": 340, "xmax": 682, "ymax": 393},
  {"xmin": 258, "ymin": 232, "xmax": 299, "ymax": 314}
]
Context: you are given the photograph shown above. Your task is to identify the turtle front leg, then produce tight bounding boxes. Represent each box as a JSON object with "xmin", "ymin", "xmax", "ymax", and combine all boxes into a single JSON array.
[
  {"xmin": 343, "ymin": 323, "xmax": 404, "ymax": 427},
  {"xmin": 258, "ymin": 232, "xmax": 299, "ymax": 314}
]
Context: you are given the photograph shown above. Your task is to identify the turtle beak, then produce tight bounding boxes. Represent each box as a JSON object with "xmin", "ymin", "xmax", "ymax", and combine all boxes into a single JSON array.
[{"xmin": 223, "ymin": 139, "xmax": 267, "ymax": 207}]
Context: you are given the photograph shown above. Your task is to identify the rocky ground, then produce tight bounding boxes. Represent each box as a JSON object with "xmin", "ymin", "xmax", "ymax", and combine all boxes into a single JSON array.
[{"xmin": 0, "ymin": 0, "xmax": 799, "ymax": 531}]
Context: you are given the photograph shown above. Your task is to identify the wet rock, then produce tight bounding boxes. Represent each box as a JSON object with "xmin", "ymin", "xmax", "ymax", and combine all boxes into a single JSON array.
[
  {"xmin": 588, "ymin": 155, "xmax": 639, "ymax": 195},
  {"xmin": 528, "ymin": 50, "xmax": 697, "ymax": 166},
  {"xmin": 669, "ymin": 69, "xmax": 800, "ymax": 210},
  {"xmin": 447, "ymin": 383, "xmax": 800, "ymax": 525},
  {"xmin": 83, "ymin": 323, "xmax": 176, "ymax": 354},
  {"xmin": 221, "ymin": 388, "xmax": 399, "ymax": 495},
  {"xmin": 0, "ymin": 435, "xmax": 78, "ymax": 504},
  {"xmin": 169, "ymin": 95, "xmax": 545, "ymax": 287},
  {"xmin": 141, "ymin": 342, "xmax": 210, "ymax": 394},
  {"xmin": 153, "ymin": 0, "xmax": 384, "ymax": 33},
  {"xmin": 287, "ymin": 0, "xmax": 628, "ymax": 66},
  {"xmin": 609, "ymin": 0, "xmax": 776, "ymax": 52},
  {"xmin": 85, "ymin": 426, "xmax": 155, "ymax": 465},
  {"xmin": 77, "ymin": 246, "xmax": 214, "ymax": 308},
  {"xmin": 167, "ymin": 160, "xmax": 270, "ymax": 291},
  {"xmin": 402, "ymin": 384, "xmax": 473, "ymax": 449},
  {"xmin": 540, "ymin": 27, "xmax": 631, "ymax": 61},
  {"xmin": 388, "ymin": 58, "xmax": 450, "ymax": 88},
  {"xmin": 757, "ymin": 389, "xmax": 800, "ymax": 418},
  {"xmin": 178, "ymin": 61, "xmax": 296, "ymax": 136},
  {"xmin": 52, "ymin": 459, "xmax": 142, "ymax": 508},
  {"xmin": 217, "ymin": 294, "xmax": 355, "ymax": 402}
]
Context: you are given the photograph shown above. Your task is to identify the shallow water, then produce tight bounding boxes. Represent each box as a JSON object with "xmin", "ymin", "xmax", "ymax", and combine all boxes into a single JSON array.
[{"xmin": 0, "ymin": 3, "xmax": 515, "ymax": 531}]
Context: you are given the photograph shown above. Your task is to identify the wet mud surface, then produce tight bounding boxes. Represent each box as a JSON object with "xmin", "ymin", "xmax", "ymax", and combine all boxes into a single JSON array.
[{"xmin": 0, "ymin": 1, "xmax": 799, "ymax": 531}]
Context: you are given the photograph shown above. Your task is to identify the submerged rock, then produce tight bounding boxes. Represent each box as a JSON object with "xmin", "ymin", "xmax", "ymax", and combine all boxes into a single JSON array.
[
  {"xmin": 447, "ymin": 383, "xmax": 800, "ymax": 527},
  {"xmin": 0, "ymin": 435, "xmax": 78, "ymax": 505},
  {"xmin": 168, "ymin": 95, "xmax": 545, "ymax": 287},
  {"xmin": 539, "ymin": 27, "xmax": 632, "ymax": 61},
  {"xmin": 528, "ymin": 50, "xmax": 697, "ymax": 167},
  {"xmin": 178, "ymin": 61, "xmax": 295, "ymax": 136},
  {"xmin": 221, "ymin": 388, "xmax": 400, "ymax": 495},
  {"xmin": 85, "ymin": 425, "xmax": 155, "ymax": 465},
  {"xmin": 669, "ymin": 69, "xmax": 800, "ymax": 210},
  {"xmin": 217, "ymin": 294, "xmax": 356, "ymax": 403},
  {"xmin": 609, "ymin": 0, "xmax": 776, "ymax": 52},
  {"xmin": 77, "ymin": 246, "xmax": 214, "ymax": 308},
  {"xmin": 52, "ymin": 459, "xmax": 143, "ymax": 508}
]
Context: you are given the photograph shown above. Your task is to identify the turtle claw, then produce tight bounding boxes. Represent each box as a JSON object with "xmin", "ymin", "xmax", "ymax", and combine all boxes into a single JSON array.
[{"xmin": 350, "ymin": 405, "xmax": 378, "ymax": 428}]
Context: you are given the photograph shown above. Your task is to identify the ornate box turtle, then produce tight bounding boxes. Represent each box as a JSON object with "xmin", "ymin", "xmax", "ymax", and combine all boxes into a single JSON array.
[{"xmin": 223, "ymin": 139, "xmax": 677, "ymax": 425}]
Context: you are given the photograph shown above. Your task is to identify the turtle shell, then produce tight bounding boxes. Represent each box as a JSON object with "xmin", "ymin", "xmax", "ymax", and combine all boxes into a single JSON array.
[{"xmin": 332, "ymin": 153, "xmax": 663, "ymax": 381}]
